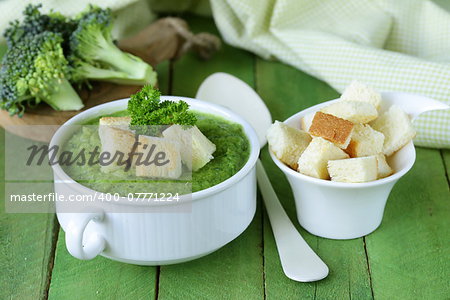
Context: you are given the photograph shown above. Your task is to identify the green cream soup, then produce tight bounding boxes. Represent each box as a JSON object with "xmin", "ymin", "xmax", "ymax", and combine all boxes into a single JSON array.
[{"xmin": 62, "ymin": 111, "xmax": 250, "ymax": 195}]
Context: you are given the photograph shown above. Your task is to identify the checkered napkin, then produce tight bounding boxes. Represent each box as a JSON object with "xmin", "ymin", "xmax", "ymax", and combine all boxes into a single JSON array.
[{"xmin": 210, "ymin": 0, "xmax": 450, "ymax": 148}]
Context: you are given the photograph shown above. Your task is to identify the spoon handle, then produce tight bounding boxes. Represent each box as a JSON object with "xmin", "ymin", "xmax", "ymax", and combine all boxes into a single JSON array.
[{"xmin": 256, "ymin": 159, "xmax": 329, "ymax": 282}]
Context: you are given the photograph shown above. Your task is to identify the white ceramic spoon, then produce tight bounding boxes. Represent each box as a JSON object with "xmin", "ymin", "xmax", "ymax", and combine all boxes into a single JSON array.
[
  {"xmin": 196, "ymin": 72, "xmax": 329, "ymax": 282},
  {"xmin": 380, "ymin": 91, "xmax": 449, "ymax": 120}
]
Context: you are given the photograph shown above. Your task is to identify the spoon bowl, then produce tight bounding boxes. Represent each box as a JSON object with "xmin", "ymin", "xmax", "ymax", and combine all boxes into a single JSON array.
[
  {"xmin": 197, "ymin": 72, "xmax": 272, "ymax": 147},
  {"xmin": 379, "ymin": 91, "xmax": 449, "ymax": 120}
]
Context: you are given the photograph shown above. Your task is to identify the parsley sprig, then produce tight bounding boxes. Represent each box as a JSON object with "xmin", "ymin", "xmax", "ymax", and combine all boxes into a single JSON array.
[{"xmin": 128, "ymin": 85, "xmax": 197, "ymax": 136}]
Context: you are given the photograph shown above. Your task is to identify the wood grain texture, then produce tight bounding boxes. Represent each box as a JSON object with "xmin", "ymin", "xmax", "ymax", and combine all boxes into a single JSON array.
[
  {"xmin": 0, "ymin": 82, "xmax": 141, "ymax": 142},
  {"xmin": 157, "ymin": 217, "xmax": 264, "ymax": 300},
  {"xmin": 441, "ymin": 149, "xmax": 450, "ymax": 186},
  {"xmin": 256, "ymin": 59, "xmax": 373, "ymax": 300},
  {"xmin": 157, "ymin": 16, "xmax": 264, "ymax": 300},
  {"xmin": 47, "ymin": 231, "xmax": 157, "ymax": 300},
  {"xmin": 0, "ymin": 212, "xmax": 58, "ymax": 300},
  {"xmin": 365, "ymin": 148, "xmax": 450, "ymax": 300},
  {"xmin": 0, "ymin": 128, "xmax": 59, "ymax": 300}
]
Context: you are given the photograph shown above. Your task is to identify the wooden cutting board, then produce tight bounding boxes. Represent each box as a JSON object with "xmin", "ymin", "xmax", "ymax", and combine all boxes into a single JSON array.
[
  {"xmin": 0, "ymin": 17, "xmax": 220, "ymax": 142},
  {"xmin": 0, "ymin": 83, "xmax": 141, "ymax": 142}
]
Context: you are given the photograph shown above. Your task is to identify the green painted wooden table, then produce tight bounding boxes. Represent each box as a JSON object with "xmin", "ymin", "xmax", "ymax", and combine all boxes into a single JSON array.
[{"xmin": 1, "ymin": 16, "xmax": 449, "ymax": 300}]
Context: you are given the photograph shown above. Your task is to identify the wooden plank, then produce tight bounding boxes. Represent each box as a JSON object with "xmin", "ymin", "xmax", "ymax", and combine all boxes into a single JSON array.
[
  {"xmin": 0, "ymin": 128, "xmax": 59, "ymax": 300},
  {"xmin": 156, "ymin": 60, "xmax": 170, "ymax": 94},
  {"xmin": 256, "ymin": 59, "xmax": 373, "ymax": 299},
  {"xmin": 365, "ymin": 147, "xmax": 450, "ymax": 300},
  {"xmin": 157, "ymin": 16, "xmax": 264, "ymax": 300},
  {"xmin": 47, "ymin": 231, "xmax": 157, "ymax": 300},
  {"xmin": 46, "ymin": 58, "xmax": 170, "ymax": 300},
  {"xmin": 0, "ymin": 44, "xmax": 6, "ymax": 59},
  {"xmin": 433, "ymin": 0, "xmax": 450, "ymax": 11},
  {"xmin": 441, "ymin": 149, "xmax": 449, "ymax": 186},
  {"xmin": 157, "ymin": 219, "xmax": 264, "ymax": 300},
  {"xmin": 171, "ymin": 18, "xmax": 254, "ymax": 97},
  {"xmin": 0, "ymin": 212, "xmax": 58, "ymax": 300}
]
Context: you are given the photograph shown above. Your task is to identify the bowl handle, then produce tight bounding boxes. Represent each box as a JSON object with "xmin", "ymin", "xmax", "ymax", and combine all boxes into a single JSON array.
[{"xmin": 65, "ymin": 208, "xmax": 106, "ymax": 260}]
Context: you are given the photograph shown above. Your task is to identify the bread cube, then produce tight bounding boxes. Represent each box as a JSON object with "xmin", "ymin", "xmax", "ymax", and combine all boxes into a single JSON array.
[
  {"xmin": 267, "ymin": 121, "xmax": 312, "ymax": 169},
  {"xmin": 308, "ymin": 112, "xmax": 354, "ymax": 149},
  {"xmin": 297, "ymin": 137, "xmax": 349, "ymax": 179},
  {"xmin": 370, "ymin": 105, "xmax": 416, "ymax": 156},
  {"xmin": 340, "ymin": 81, "xmax": 382, "ymax": 109},
  {"xmin": 345, "ymin": 124, "xmax": 384, "ymax": 157},
  {"xmin": 135, "ymin": 135, "xmax": 182, "ymax": 179},
  {"xmin": 321, "ymin": 101, "xmax": 378, "ymax": 123},
  {"xmin": 328, "ymin": 156, "xmax": 378, "ymax": 183},
  {"xmin": 99, "ymin": 116, "xmax": 131, "ymax": 129},
  {"xmin": 375, "ymin": 153, "xmax": 393, "ymax": 179},
  {"xmin": 300, "ymin": 112, "xmax": 316, "ymax": 131},
  {"xmin": 98, "ymin": 117, "xmax": 135, "ymax": 173},
  {"xmin": 162, "ymin": 125, "xmax": 216, "ymax": 171}
]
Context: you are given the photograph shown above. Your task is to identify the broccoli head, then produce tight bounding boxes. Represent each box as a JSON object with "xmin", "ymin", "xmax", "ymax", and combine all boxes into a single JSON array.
[
  {"xmin": 4, "ymin": 4, "xmax": 77, "ymax": 54},
  {"xmin": 69, "ymin": 5, "xmax": 157, "ymax": 86},
  {"xmin": 0, "ymin": 31, "xmax": 84, "ymax": 116},
  {"xmin": 128, "ymin": 85, "xmax": 197, "ymax": 136}
]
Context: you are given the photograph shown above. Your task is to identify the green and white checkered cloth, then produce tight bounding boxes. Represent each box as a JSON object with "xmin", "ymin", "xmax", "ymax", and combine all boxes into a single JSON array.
[
  {"xmin": 210, "ymin": 0, "xmax": 450, "ymax": 148},
  {"xmin": 1, "ymin": 0, "xmax": 448, "ymax": 147}
]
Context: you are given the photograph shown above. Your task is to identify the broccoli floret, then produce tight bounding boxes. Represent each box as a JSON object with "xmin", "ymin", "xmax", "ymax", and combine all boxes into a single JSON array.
[
  {"xmin": 128, "ymin": 85, "xmax": 196, "ymax": 136},
  {"xmin": 0, "ymin": 32, "xmax": 84, "ymax": 116},
  {"xmin": 4, "ymin": 4, "xmax": 77, "ymax": 55},
  {"xmin": 69, "ymin": 6, "xmax": 157, "ymax": 86}
]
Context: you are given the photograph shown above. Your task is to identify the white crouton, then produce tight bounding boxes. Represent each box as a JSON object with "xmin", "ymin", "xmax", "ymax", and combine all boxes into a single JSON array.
[
  {"xmin": 135, "ymin": 135, "xmax": 182, "ymax": 179},
  {"xmin": 321, "ymin": 101, "xmax": 378, "ymax": 123},
  {"xmin": 99, "ymin": 116, "xmax": 131, "ymax": 129},
  {"xmin": 345, "ymin": 124, "xmax": 384, "ymax": 158},
  {"xmin": 340, "ymin": 81, "xmax": 382, "ymax": 109},
  {"xmin": 266, "ymin": 121, "xmax": 312, "ymax": 169},
  {"xmin": 162, "ymin": 125, "xmax": 216, "ymax": 171},
  {"xmin": 370, "ymin": 105, "xmax": 416, "ymax": 156},
  {"xmin": 297, "ymin": 137, "xmax": 349, "ymax": 179},
  {"xmin": 375, "ymin": 153, "xmax": 393, "ymax": 179},
  {"xmin": 328, "ymin": 156, "xmax": 378, "ymax": 183},
  {"xmin": 308, "ymin": 112, "xmax": 354, "ymax": 149},
  {"xmin": 300, "ymin": 112, "xmax": 316, "ymax": 131},
  {"xmin": 98, "ymin": 117, "xmax": 135, "ymax": 173}
]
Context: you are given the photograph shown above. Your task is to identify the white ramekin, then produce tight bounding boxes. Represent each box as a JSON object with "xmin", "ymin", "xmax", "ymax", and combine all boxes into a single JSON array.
[
  {"xmin": 50, "ymin": 97, "xmax": 260, "ymax": 265},
  {"xmin": 269, "ymin": 92, "xmax": 416, "ymax": 240}
]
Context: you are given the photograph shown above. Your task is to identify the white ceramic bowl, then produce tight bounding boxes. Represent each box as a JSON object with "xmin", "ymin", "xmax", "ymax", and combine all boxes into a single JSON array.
[
  {"xmin": 270, "ymin": 92, "xmax": 416, "ymax": 240},
  {"xmin": 50, "ymin": 96, "xmax": 260, "ymax": 265}
]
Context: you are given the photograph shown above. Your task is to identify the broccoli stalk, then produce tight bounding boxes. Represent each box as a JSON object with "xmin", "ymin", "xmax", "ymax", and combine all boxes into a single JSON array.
[
  {"xmin": 70, "ymin": 57, "xmax": 156, "ymax": 86},
  {"xmin": 43, "ymin": 79, "xmax": 83, "ymax": 111},
  {"xmin": 128, "ymin": 85, "xmax": 196, "ymax": 136},
  {"xmin": 69, "ymin": 6, "xmax": 157, "ymax": 86},
  {"xmin": 0, "ymin": 32, "xmax": 84, "ymax": 116}
]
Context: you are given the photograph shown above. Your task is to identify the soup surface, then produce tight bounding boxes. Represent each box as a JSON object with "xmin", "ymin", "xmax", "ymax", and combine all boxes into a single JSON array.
[{"xmin": 62, "ymin": 111, "xmax": 250, "ymax": 195}]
